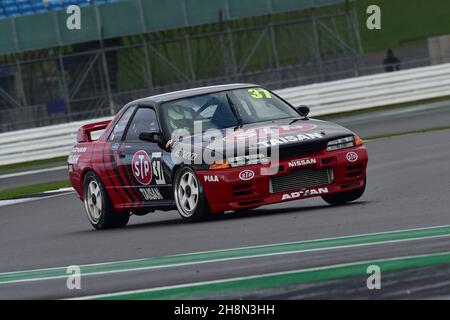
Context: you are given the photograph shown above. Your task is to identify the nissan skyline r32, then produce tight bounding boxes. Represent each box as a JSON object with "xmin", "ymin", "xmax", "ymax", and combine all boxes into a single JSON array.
[{"xmin": 68, "ymin": 84, "xmax": 368, "ymax": 229}]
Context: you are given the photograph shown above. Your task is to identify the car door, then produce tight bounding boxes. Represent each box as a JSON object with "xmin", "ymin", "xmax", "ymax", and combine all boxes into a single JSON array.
[
  {"xmin": 103, "ymin": 105, "xmax": 137, "ymax": 208},
  {"xmin": 120, "ymin": 106, "xmax": 172, "ymax": 208}
]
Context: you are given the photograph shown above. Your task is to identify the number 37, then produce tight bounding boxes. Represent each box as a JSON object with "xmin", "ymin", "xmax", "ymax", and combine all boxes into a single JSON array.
[{"xmin": 248, "ymin": 88, "xmax": 272, "ymax": 99}]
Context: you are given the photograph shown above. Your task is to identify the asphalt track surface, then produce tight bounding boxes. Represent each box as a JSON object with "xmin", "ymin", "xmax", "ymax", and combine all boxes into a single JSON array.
[
  {"xmin": 0, "ymin": 121, "xmax": 450, "ymax": 299},
  {"xmin": 0, "ymin": 166, "xmax": 68, "ymax": 191},
  {"xmin": 1, "ymin": 100, "xmax": 450, "ymax": 191}
]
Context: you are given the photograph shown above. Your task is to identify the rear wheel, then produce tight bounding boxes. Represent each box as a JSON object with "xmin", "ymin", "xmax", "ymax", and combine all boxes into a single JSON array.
[
  {"xmin": 174, "ymin": 167, "xmax": 211, "ymax": 222},
  {"xmin": 322, "ymin": 179, "xmax": 366, "ymax": 205},
  {"xmin": 83, "ymin": 172, "xmax": 129, "ymax": 229}
]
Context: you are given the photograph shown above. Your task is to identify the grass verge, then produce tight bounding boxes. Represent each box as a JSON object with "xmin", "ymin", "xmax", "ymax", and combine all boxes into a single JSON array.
[
  {"xmin": 316, "ymin": 95, "xmax": 450, "ymax": 120},
  {"xmin": 364, "ymin": 125, "xmax": 450, "ymax": 141},
  {"xmin": 0, "ymin": 180, "xmax": 71, "ymax": 200},
  {"xmin": 0, "ymin": 156, "xmax": 67, "ymax": 175}
]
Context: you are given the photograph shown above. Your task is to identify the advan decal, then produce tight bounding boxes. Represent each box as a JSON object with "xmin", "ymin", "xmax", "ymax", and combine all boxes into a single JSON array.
[{"xmin": 282, "ymin": 187, "xmax": 329, "ymax": 200}]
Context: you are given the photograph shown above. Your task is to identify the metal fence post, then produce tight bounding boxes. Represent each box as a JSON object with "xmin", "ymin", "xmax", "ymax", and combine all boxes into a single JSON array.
[
  {"xmin": 94, "ymin": 3, "xmax": 114, "ymax": 116},
  {"xmin": 14, "ymin": 58, "xmax": 26, "ymax": 106},
  {"xmin": 185, "ymin": 33, "xmax": 196, "ymax": 83},
  {"xmin": 311, "ymin": 17, "xmax": 324, "ymax": 82},
  {"xmin": 269, "ymin": 21, "xmax": 282, "ymax": 85},
  {"xmin": 58, "ymin": 53, "xmax": 72, "ymax": 121}
]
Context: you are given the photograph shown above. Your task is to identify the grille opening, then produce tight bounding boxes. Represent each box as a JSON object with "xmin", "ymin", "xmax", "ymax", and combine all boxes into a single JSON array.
[
  {"xmin": 232, "ymin": 184, "xmax": 253, "ymax": 197},
  {"xmin": 342, "ymin": 182, "xmax": 360, "ymax": 189},
  {"xmin": 232, "ymin": 184, "xmax": 252, "ymax": 191},
  {"xmin": 322, "ymin": 157, "xmax": 334, "ymax": 165},
  {"xmin": 238, "ymin": 199, "xmax": 263, "ymax": 206},
  {"xmin": 234, "ymin": 190, "xmax": 253, "ymax": 197},
  {"xmin": 346, "ymin": 171, "xmax": 362, "ymax": 178},
  {"xmin": 271, "ymin": 167, "xmax": 333, "ymax": 193},
  {"xmin": 347, "ymin": 164, "xmax": 363, "ymax": 171}
]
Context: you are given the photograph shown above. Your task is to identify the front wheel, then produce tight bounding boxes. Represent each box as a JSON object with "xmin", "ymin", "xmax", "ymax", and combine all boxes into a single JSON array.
[
  {"xmin": 322, "ymin": 179, "xmax": 366, "ymax": 205},
  {"xmin": 174, "ymin": 167, "xmax": 211, "ymax": 222},
  {"xmin": 83, "ymin": 172, "xmax": 129, "ymax": 229}
]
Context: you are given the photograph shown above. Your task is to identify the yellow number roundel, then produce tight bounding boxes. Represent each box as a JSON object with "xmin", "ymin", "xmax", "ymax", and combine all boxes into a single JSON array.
[{"xmin": 248, "ymin": 88, "xmax": 272, "ymax": 99}]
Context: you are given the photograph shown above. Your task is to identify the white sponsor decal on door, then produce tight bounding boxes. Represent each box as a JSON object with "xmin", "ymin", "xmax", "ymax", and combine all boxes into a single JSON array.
[
  {"xmin": 139, "ymin": 188, "xmax": 163, "ymax": 201},
  {"xmin": 152, "ymin": 152, "xmax": 166, "ymax": 185}
]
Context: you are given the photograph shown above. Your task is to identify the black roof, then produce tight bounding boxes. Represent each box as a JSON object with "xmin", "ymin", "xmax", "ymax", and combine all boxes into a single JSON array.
[{"xmin": 132, "ymin": 83, "xmax": 259, "ymax": 105}]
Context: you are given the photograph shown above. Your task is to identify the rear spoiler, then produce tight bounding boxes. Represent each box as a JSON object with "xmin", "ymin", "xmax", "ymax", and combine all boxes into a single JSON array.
[{"xmin": 77, "ymin": 120, "xmax": 111, "ymax": 143}]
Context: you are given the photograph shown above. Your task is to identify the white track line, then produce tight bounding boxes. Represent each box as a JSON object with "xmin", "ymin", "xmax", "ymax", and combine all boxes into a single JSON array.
[
  {"xmin": 0, "ymin": 190, "xmax": 74, "ymax": 208},
  {"xmin": 69, "ymin": 251, "xmax": 450, "ymax": 300},
  {"xmin": 2, "ymin": 225, "xmax": 450, "ymax": 285}
]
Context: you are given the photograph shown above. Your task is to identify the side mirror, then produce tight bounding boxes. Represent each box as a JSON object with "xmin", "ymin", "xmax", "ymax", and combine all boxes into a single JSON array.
[
  {"xmin": 295, "ymin": 105, "xmax": 310, "ymax": 118},
  {"xmin": 139, "ymin": 132, "xmax": 162, "ymax": 144}
]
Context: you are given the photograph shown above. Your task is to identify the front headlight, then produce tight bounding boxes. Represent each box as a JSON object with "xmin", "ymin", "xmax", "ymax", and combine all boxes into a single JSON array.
[
  {"xmin": 209, "ymin": 154, "xmax": 270, "ymax": 170},
  {"xmin": 327, "ymin": 135, "xmax": 363, "ymax": 151}
]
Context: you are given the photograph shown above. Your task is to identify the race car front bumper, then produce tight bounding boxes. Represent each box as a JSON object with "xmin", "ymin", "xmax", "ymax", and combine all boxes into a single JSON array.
[{"xmin": 196, "ymin": 145, "xmax": 368, "ymax": 213}]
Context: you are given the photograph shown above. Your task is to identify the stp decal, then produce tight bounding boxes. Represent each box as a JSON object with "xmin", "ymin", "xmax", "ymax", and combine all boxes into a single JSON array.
[
  {"xmin": 239, "ymin": 170, "xmax": 255, "ymax": 181},
  {"xmin": 346, "ymin": 152, "xmax": 359, "ymax": 163},
  {"xmin": 132, "ymin": 150, "xmax": 152, "ymax": 185}
]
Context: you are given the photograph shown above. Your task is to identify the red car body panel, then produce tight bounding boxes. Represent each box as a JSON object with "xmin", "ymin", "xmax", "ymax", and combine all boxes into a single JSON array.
[{"xmin": 196, "ymin": 145, "xmax": 368, "ymax": 213}]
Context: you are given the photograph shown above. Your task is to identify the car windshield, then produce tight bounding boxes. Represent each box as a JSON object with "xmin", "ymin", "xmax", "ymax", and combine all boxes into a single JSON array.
[{"xmin": 161, "ymin": 87, "xmax": 299, "ymax": 135}]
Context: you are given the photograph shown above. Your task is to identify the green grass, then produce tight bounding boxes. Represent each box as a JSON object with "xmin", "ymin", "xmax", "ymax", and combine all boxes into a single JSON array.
[
  {"xmin": 0, "ymin": 156, "xmax": 67, "ymax": 175},
  {"xmin": 356, "ymin": 0, "xmax": 450, "ymax": 52},
  {"xmin": 0, "ymin": 180, "xmax": 71, "ymax": 200}
]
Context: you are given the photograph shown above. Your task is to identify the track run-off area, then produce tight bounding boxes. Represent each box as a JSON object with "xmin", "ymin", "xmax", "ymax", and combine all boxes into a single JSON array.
[{"xmin": 0, "ymin": 103, "xmax": 450, "ymax": 299}]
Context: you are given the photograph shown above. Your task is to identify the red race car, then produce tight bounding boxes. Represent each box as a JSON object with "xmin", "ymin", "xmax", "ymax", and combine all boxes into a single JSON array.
[{"xmin": 69, "ymin": 84, "xmax": 368, "ymax": 229}]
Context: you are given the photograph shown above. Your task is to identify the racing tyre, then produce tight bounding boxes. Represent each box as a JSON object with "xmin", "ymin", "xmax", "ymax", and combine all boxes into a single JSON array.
[
  {"xmin": 174, "ymin": 167, "xmax": 211, "ymax": 222},
  {"xmin": 83, "ymin": 172, "xmax": 130, "ymax": 229},
  {"xmin": 322, "ymin": 179, "xmax": 366, "ymax": 205}
]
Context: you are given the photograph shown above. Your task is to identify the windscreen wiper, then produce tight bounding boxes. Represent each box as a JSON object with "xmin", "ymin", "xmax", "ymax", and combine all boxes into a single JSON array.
[
  {"xmin": 226, "ymin": 93, "xmax": 243, "ymax": 130},
  {"xmin": 289, "ymin": 117, "xmax": 305, "ymax": 125}
]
